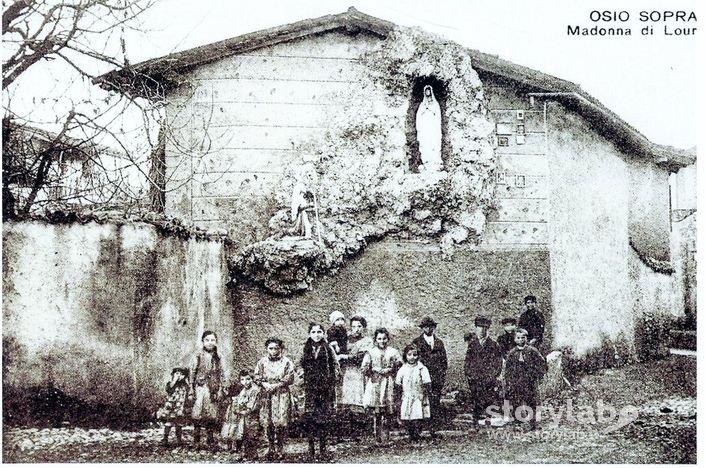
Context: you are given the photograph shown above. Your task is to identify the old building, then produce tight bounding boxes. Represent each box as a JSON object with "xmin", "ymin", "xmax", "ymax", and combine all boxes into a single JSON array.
[{"xmin": 60, "ymin": 7, "xmax": 694, "ymax": 394}]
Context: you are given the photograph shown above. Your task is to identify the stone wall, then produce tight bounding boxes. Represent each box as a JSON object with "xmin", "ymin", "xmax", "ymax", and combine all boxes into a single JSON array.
[{"xmin": 2, "ymin": 221, "xmax": 234, "ymax": 417}]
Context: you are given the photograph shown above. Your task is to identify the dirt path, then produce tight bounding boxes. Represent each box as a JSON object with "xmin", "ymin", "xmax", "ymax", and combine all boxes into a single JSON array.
[{"xmin": 3, "ymin": 355, "xmax": 695, "ymax": 463}]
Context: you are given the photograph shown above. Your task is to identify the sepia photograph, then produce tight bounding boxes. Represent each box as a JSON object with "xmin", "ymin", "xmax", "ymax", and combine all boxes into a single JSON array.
[{"xmin": 1, "ymin": 0, "xmax": 698, "ymax": 463}]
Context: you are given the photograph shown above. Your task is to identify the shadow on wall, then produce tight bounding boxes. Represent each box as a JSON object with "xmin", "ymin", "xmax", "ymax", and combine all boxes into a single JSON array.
[{"xmin": 2, "ymin": 221, "xmax": 234, "ymax": 427}]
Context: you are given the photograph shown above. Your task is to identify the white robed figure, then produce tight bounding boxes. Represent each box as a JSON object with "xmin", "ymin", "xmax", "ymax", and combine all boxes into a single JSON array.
[
  {"xmin": 415, "ymin": 85, "xmax": 443, "ymax": 172},
  {"xmin": 289, "ymin": 182, "xmax": 322, "ymax": 242}
]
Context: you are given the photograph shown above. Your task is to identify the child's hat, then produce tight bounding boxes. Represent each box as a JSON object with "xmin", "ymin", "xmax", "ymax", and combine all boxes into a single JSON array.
[
  {"xmin": 172, "ymin": 367, "xmax": 190, "ymax": 378},
  {"xmin": 501, "ymin": 318, "xmax": 517, "ymax": 325},
  {"xmin": 418, "ymin": 316, "xmax": 438, "ymax": 328},
  {"xmin": 474, "ymin": 316, "xmax": 492, "ymax": 327},
  {"xmin": 329, "ymin": 310, "xmax": 345, "ymax": 324}
]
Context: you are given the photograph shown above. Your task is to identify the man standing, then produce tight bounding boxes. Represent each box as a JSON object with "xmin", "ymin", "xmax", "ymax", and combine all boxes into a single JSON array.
[
  {"xmin": 518, "ymin": 295, "xmax": 546, "ymax": 348},
  {"xmin": 412, "ymin": 316, "xmax": 448, "ymax": 437},
  {"xmin": 464, "ymin": 316, "xmax": 503, "ymax": 426}
]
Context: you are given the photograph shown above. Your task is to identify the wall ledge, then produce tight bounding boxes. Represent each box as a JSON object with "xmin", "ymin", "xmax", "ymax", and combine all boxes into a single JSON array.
[{"xmin": 630, "ymin": 239, "xmax": 674, "ymax": 275}]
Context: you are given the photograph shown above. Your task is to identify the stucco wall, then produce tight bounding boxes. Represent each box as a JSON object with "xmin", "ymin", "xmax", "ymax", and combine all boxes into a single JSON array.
[
  {"xmin": 230, "ymin": 241, "xmax": 552, "ymax": 390},
  {"xmin": 163, "ymin": 31, "xmax": 383, "ymax": 245},
  {"xmin": 546, "ymin": 103, "xmax": 632, "ymax": 356},
  {"xmin": 629, "ymin": 249, "xmax": 677, "ymax": 359},
  {"xmin": 628, "ymin": 158, "xmax": 671, "ymax": 260},
  {"xmin": 2, "ymin": 221, "xmax": 234, "ymax": 415}
]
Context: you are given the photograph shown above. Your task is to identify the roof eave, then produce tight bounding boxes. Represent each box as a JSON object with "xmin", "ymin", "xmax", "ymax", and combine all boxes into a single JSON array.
[{"xmin": 94, "ymin": 7, "xmax": 393, "ymax": 97}]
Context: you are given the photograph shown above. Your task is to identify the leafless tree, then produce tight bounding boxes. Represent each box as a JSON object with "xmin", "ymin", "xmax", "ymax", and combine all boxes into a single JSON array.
[{"xmin": 2, "ymin": 0, "xmax": 161, "ymax": 218}]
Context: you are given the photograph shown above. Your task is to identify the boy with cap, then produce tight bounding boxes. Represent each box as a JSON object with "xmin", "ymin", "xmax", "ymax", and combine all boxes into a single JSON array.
[
  {"xmin": 463, "ymin": 316, "xmax": 503, "ymax": 426},
  {"xmin": 518, "ymin": 295, "xmax": 545, "ymax": 348},
  {"xmin": 497, "ymin": 318, "xmax": 518, "ymax": 358},
  {"xmin": 505, "ymin": 328, "xmax": 547, "ymax": 430},
  {"xmin": 412, "ymin": 316, "xmax": 448, "ymax": 437}
]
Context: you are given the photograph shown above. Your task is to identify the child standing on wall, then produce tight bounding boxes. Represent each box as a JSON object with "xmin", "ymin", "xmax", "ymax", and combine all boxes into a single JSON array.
[
  {"xmin": 189, "ymin": 330, "xmax": 225, "ymax": 449},
  {"xmin": 221, "ymin": 370, "xmax": 261, "ymax": 461},
  {"xmin": 395, "ymin": 344, "xmax": 432, "ymax": 441},
  {"xmin": 156, "ymin": 367, "xmax": 191, "ymax": 446},
  {"xmin": 361, "ymin": 327, "xmax": 403, "ymax": 446},
  {"xmin": 505, "ymin": 328, "xmax": 547, "ymax": 430},
  {"xmin": 254, "ymin": 337, "xmax": 295, "ymax": 461}
]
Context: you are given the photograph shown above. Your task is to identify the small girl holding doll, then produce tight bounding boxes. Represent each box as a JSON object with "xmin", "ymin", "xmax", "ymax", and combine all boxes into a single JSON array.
[
  {"xmin": 395, "ymin": 344, "xmax": 432, "ymax": 441},
  {"xmin": 254, "ymin": 337, "xmax": 295, "ymax": 460},
  {"xmin": 221, "ymin": 370, "xmax": 261, "ymax": 461},
  {"xmin": 361, "ymin": 327, "xmax": 403, "ymax": 445},
  {"xmin": 156, "ymin": 367, "xmax": 190, "ymax": 446},
  {"xmin": 189, "ymin": 330, "xmax": 225, "ymax": 449}
]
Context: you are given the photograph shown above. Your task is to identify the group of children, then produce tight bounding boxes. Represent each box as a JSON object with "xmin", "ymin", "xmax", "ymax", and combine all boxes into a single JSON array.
[{"xmin": 155, "ymin": 295, "xmax": 547, "ymax": 460}]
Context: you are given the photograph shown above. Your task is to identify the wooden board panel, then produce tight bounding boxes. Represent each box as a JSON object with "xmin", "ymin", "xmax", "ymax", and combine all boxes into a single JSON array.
[
  {"xmin": 497, "ymin": 154, "xmax": 549, "ymax": 175},
  {"xmin": 200, "ymin": 125, "xmax": 325, "ymax": 150},
  {"xmin": 482, "ymin": 221, "xmax": 548, "ymax": 244},
  {"xmin": 192, "ymin": 101, "xmax": 368, "ymax": 128},
  {"xmin": 191, "ymin": 171, "xmax": 283, "ymax": 198},
  {"xmin": 495, "ymin": 175, "xmax": 548, "ymax": 199},
  {"xmin": 193, "ymin": 149, "xmax": 297, "ymax": 174},
  {"xmin": 489, "ymin": 198, "xmax": 549, "ymax": 223},
  {"xmin": 495, "ymin": 133, "xmax": 545, "ymax": 155},
  {"xmin": 193, "ymin": 54, "xmax": 365, "ymax": 82},
  {"xmin": 491, "ymin": 110, "xmax": 544, "ymax": 133},
  {"xmin": 191, "ymin": 79, "xmax": 357, "ymax": 105}
]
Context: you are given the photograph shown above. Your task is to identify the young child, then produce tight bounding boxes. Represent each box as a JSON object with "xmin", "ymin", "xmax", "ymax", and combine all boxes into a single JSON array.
[
  {"xmin": 395, "ymin": 344, "xmax": 432, "ymax": 441},
  {"xmin": 300, "ymin": 322, "xmax": 339, "ymax": 461},
  {"xmin": 156, "ymin": 367, "xmax": 190, "ymax": 446},
  {"xmin": 361, "ymin": 327, "xmax": 403, "ymax": 445},
  {"xmin": 327, "ymin": 310, "xmax": 348, "ymax": 354},
  {"xmin": 505, "ymin": 328, "xmax": 548, "ymax": 430},
  {"xmin": 221, "ymin": 370, "xmax": 261, "ymax": 461},
  {"xmin": 189, "ymin": 330, "xmax": 225, "ymax": 449},
  {"xmin": 254, "ymin": 337, "xmax": 295, "ymax": 460},
  {"xmin": 497, "ymin": 318, "xmax": 518, "ymax": 358}
]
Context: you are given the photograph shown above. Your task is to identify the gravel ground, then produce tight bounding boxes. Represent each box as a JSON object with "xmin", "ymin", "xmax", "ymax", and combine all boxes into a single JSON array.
[{"xmin": 2, "ymin": 355, "xmax": 695, "ymax": 463}]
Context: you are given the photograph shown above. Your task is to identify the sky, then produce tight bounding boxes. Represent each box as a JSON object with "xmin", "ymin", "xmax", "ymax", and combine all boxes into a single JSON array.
[
  {"xmin": 3, "ymin": 0, "xmax": 699, "ymax": 150},
  {"xmin": 118, "ymin": 0, "xmax": 700, "ymax": 149}
]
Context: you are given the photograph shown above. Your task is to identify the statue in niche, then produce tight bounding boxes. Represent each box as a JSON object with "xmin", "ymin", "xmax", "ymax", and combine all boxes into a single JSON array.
[
  {"xmin": 288, "ymin": 182, "xmax": 322, "ymax": 243},
  {"xmin": 416, "ymin": 85, "xmax": 443, "ymax": 172}
]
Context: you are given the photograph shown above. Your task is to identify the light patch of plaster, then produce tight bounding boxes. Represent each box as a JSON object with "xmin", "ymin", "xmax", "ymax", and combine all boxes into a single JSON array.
[{"xmin": 352, "ymin": 279, "xmax": 412, "ymax": 333}]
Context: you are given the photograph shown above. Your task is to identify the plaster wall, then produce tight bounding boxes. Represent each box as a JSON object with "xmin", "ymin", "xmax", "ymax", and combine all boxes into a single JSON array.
[
  {"xmin": 629, "ymin": 248, "xmax": 677, "ymax": 359},
  {"xmin": 162, "ymin": 31, "xmax": 384, "ymax": 245},
  {"xmin": 628, "ymin": 158, "xmax": 671, "ymax": 260},
  {"xmin": 545, "ymin": 103, "xmax": 632, "ymax": 355},
  {"xmin": 2, "ymin": 221, "xmax": 234, "ymax": 413},
  {"xmin": 230, "ymin": 241, "xmax": 552, "ymax": 391}
]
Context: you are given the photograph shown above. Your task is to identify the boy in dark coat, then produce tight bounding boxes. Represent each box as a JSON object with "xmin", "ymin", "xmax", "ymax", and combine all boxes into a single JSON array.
[
  {"xmin": 505, "ymin": 328, "xmax": 547, "ymax": 430},
  {"xmin": 412, "ymin": 316, "xmax": 448, "ymax": 437},
  {"xmin": 464, "ymin": 316, "xmax": 503, "ymax": 425},
  {"xmin": 497, "ymin": 318, "xmax": 518, "ymax": 358},
  {"xmin": 518, "ymin": 295, "xmax": 546, "ymax": 348}
]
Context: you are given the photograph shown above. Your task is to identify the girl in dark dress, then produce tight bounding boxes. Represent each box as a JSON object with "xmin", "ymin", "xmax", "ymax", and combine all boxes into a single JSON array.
[{"xmin": 300, "ymin": 322, "xmax": 339, "ymax": 461}]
